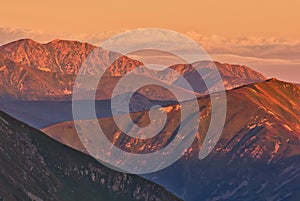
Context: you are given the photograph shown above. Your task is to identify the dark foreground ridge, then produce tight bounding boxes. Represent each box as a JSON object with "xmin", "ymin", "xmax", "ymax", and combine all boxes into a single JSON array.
[{"xmin": 0, "ymin": 110, "xmax": 183, "ymax": 201}]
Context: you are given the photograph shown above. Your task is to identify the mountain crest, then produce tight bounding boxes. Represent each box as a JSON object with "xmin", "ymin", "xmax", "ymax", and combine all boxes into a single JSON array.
[{"xmin": 0, "ymin": 38, "xmax": 266, "ymax": 100}]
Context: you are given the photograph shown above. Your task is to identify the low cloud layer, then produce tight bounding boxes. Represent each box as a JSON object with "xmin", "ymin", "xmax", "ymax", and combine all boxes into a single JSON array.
[
  {"xmin": 186, "ymin": 32, "xmax": 300, "ymax": 60},
  {"xmin": 0, "ymin": 27, "xmax": 56, "ymax": 45}
]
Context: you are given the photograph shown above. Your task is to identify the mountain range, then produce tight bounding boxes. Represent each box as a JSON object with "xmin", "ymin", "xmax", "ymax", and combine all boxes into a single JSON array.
[
  {"xmin": 0, "ymin": 38, "xmax": 299, "ymax": 201},
  {"xmin": 0, "ymin": 39, "xmax": 265, "ymax": 101},
  {"xmin": 0, "ymin": 39, "xmax": 266, "ymax": 130}
]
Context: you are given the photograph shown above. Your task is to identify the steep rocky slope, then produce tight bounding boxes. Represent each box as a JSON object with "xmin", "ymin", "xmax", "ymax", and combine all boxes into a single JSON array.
[
  {"xmin": 44, "ymin": 79, "xmax": 300, "ymax": 157},
  {"xmin": 43, "ymin": 79, "xmax": 300, "ymax": 200},
  {"xmin": 149, "ymin": 78, "xmax": 300, "ymax": 200},
  {"xmin": 0, "ymin": 110, "xmax": 182, "ymax": 201}
]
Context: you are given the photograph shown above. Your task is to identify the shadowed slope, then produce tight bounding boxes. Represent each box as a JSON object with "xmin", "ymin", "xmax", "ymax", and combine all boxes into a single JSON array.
[{"xmin": 0, "ymin": 110, "xmax": 182, "ymax": 201}]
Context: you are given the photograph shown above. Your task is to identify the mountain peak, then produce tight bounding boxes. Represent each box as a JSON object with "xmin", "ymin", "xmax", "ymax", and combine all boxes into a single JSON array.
[
  {"xmin": 266, "ymin": 77, "xmax": 280, "ymax": 82},
  {"xmin": 16, "ymin": 38, "xmax": 38, "ymax": 44},
  {"xmin": 0, "ymin": 38, "xmax": 96, "ymax": 49},
  {"xmin": 47, "ymin": 38, "xmax": 63, "ymax": 43},
  {"xmin": 46, "ymin": 38, "xmax": 96, "ymax": 47},
  {"xmin": 0, "ymin": 38, "xmax": 41, "ymax": 49},
  {"xmin": 260, "ymin": 78, "xmax": 298, "ymax": 89}
]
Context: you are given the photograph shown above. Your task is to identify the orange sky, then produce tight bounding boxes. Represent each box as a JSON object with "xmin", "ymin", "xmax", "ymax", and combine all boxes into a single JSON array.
[
  {"xmin": 1, "ymin": 0, "xmax": 300, "ymax": 82},
  {"xmin": 1, "ymin": 0, "xmax": 300, "ymax": 39}
]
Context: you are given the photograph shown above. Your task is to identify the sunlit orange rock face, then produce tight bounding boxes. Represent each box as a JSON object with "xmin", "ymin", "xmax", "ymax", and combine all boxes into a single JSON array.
[
  {"xmin": 0, "ymin": 39, "xmax": 265, "ymax": 101},
  {"xmin": 44, "ymin": 79, "xmax": 300, "ymax": 162},
  {"xmin": 0, "ymin": 39, "xmax": 142, "ymax": 100}
]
